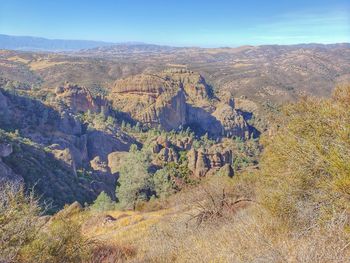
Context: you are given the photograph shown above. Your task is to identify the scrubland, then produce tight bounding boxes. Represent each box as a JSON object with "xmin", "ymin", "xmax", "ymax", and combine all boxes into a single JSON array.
[{"xmin": 1, "ymin": 85, "xmax": 350, "ymax": 262}]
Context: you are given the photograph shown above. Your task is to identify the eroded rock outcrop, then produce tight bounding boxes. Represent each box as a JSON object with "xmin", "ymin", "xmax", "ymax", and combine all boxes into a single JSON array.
[
  {"xmin": 110, "ymin": 69, "xmax": 253, "ymax": 138},
  {"xmin": 107, "ymin": 151, "xmax": 127, "ymax": 175},
  {"xmin": 55, "ymin": 82, "xmax": 108, "ymax": 114},
  {"xmin": 149, "ymin": 135, "xmax": 234, "ymax": 177},
  {"xmin": 212, "ymin": 103, "xmax": 250, "ymax": 138},
  {"xmin": 186, "ymin": 146, "xmax": 233, "ymax": 177},
  {"xmin": 87, "ymin": 130, "xmax": 134, "ymax": 161},
  {"xmin": 0, "ymin": 142, "xmax": 23, "ymax": 184}
]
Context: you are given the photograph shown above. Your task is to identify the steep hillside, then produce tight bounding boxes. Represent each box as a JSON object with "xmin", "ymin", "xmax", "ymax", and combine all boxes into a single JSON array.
[{"xmin": 0, "ymin": 85, "xmax": 136, "ymax": 211}]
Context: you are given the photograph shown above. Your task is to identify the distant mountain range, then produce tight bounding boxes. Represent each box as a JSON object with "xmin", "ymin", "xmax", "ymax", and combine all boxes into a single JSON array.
[
  {"xmin": 0, "ymin": 34, "xmax": 349, "ymax": 53},
  {"xmin": 0, "ymin": 34, "xmax": 118, "ymax": 51}
]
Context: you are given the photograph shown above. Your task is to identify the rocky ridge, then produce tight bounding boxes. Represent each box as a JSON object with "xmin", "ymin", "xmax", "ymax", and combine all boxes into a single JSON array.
[{"xmin": 110, "ymin": 69, "xmax": 253, "ymax": 138}]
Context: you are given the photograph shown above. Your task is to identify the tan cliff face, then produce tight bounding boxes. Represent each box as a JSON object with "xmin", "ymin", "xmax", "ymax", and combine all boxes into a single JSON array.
[
  {"xmin": 55, "ymin": 82, "xmax": 108, "ymax": 114},
  {"xmin": 109, "ymin": 72, "xmax": 187, "ymax": 130},
  {"xmin": 109, "ymin": 69, "xmax": 252, "ymax": 138}
]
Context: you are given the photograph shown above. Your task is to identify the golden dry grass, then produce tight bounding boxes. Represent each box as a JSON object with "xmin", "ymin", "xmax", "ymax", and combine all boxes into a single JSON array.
[
  {"xmin": 28, "ymin": 60, "xmax": 86, "ymax": 70},
  {"xmin": 7, "ymin": 56, "xmax": 31, "ymax": 64},
  {"xmin": 50, "ymin": 168, "xmax": 350, "ymax": 263}
]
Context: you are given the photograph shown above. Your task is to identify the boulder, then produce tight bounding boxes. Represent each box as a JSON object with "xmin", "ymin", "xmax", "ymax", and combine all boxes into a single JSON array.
[{"xmin": 103, "ymin": 215, "xmax": 117, "ymax": 225}]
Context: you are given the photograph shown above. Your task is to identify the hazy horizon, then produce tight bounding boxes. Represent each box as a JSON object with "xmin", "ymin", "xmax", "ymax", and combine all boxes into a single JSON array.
[
  {"xmin": 0, "ymin": 0, "xmax": 349, "ymax": 47},
  {"xmin": 1, "ymin": 33, "xmax": 349, "ymax": 50}
]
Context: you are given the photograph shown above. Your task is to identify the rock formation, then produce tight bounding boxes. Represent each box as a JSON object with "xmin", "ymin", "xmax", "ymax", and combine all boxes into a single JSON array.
[
  {"xmin": 109, "ymin": 69, "xmax": 252, "ymax": 138},
  {"xmin": 0, "ymin": 142, "xmax": 23, "ymax": 184},
  {"xmin": 186, "ymin": 146, "xmax": 233, "ymax": 177},
  {"xmin": 149, "ymin": 135, "xmax": 234, "ymax": 177},
  {"xmin": 55, "ymin": 82, "xmax": 108, "ymax": 114}
]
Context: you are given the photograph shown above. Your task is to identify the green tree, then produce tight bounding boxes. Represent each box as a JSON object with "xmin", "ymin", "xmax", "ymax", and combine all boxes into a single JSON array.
[
  {"xmin": 116, "ymin": 145, "xmax": 152, "ymax": 210},
  {"xmin": 153, "ymin": 167, "xmax": 177, "ymax": 198},
  {"xmin": 91, "ymin": 191, "xmax": 115, "ymax": 212}
]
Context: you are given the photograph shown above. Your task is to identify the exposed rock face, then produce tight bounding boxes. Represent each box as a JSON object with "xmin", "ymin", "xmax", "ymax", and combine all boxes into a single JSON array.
[
  {"xmin": 0, "ymin": 87, "xmax": 133, "ymax": 209},
  {"xmin": 107, "ymin": 151, "xmax": 127, "ymax": 175},
  {"xmin": 90, "ymin": 156, "xmax": 110, "ymax": 174},
  {"xmin": 87, "ymin": 130, "xmax": 134, "ymax": 161},
  {"xmin": 48, "ymin": 134, "xmax": 89, "ymax": 170},
  {"xmin": 50, "ymin": 146, "xmax": 77, "ymax": 176},
  {"xmin": 110, "ymin": 73, "xmax": 187, "ymax": 130},
  {"xmin": 157, "ymin": 147, "xmax": 179, "ymax": 163},
  {"xmin": 110, "ymin": 69, "xmax": 252, "ymax": 138},
  {"xmin": 55, "ymin": 82, "xmax": 108, "ymax": 114},
  {"xmin": 149, "ymin": 135, "xmax": 234, "ymax": 177},
  {"xmin": 59, "ymin": 111, "xmax": 82, "ymax": 135},
  {"xmin": 175, "ymin": 137, "xmax": 192, "ymax": 150},
  {"xmin": 212, "ymin": 103, "xmax": 250, "ymax": 138},
  {"xmin": 195, "ymin": 150, "xmax": 210, "ymax": 177},
  {"xmin": 0, "ymin": 160, "xmax": 23, "ymax": 184},
  {"xmin": 186, "ymin": 146, "xmax": 233, "ymax": 177},
  {"xmin": 0, "ymin": 142, "xmax": 23, "ymax": 184}
]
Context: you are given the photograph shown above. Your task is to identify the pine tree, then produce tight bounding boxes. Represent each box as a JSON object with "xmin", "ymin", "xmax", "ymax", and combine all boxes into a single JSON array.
[
  {"xmin": 116, "ymin": 145, "xmax": 152, "ymax": 210},
  {"xmin": 91, "ymin": 191, "xmax": 115, "ymax": 211}
]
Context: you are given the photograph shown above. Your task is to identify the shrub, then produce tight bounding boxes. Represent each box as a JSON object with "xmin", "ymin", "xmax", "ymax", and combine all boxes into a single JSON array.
[
  {"xmin": 0, "ymin": 183, "xmax": 42, "ymax": 263},
  {"xmin": 259, "ymin": 85, "xmax": 350, "ymax": 227},
  {"xmin": 19, "ymin": 217, "xmax": 93, "ymax": 263},
  {"xmin": 0, "ymin": 183, "xmax": 96, "ymax": 263}
]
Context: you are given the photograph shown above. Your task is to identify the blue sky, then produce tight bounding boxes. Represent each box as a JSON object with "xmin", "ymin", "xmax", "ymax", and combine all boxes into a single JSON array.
[{"xmin": 0, "ymin": 0, "xmax": 349, "ymax": 47}]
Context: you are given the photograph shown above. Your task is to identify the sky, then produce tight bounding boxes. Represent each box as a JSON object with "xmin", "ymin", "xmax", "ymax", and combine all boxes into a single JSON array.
[{"xmin": 0, "ymin": 0, "xmax": 349, "ymax": 47}]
